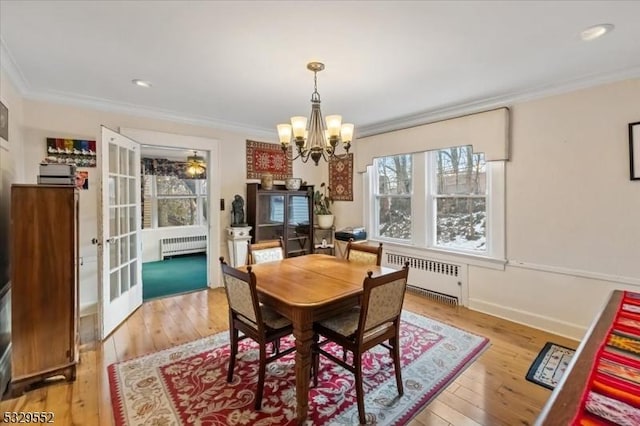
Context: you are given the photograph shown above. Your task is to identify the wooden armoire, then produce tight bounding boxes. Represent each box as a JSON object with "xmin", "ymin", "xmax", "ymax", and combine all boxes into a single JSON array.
[{"xmin": 10, "ymin": 184, "xmax": 79, "ymax": 396}]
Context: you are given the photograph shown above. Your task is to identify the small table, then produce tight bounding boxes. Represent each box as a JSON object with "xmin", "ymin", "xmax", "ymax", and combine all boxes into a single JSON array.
[{"xmin": 240, "ymin": 254, "xmax": 398, "ymax": 424}]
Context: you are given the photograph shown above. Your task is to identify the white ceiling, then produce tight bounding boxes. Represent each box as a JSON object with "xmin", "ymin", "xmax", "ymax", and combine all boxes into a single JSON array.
[{"xmin": 1, "ymin": 1, "xmax": 639, "ymax": 140}]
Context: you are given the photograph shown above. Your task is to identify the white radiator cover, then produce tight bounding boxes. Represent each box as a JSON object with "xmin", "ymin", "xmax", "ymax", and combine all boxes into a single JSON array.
[
  {"xmin": 160, "ymin": 235, "xmax": 207, "ymax": 259},
  {"xmin": 383, "ymin": 248, "xmax": 469, "ymax": 306}
]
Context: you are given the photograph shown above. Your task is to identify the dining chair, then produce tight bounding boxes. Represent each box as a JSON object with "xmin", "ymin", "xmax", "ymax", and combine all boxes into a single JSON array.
[
  {"xmin": 219, "ymin": 257, "xmax": 295, "ymax": 410},
  {"xmin": 247, "ymin": 237, "xmax": 285, "ymax": 264},
  {"xmin": 346, "ymin": 239, "xmax": 383, "ymax": 266},
  {"xmin": 312, "ymin": 261, "xmax": 410, "ymax": 425}
]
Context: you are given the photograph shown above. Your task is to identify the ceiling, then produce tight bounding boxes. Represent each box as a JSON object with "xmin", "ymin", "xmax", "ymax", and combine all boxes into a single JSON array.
[{"xmin": 1, "ymin": 1, "xmax": 639, "ymax": 140}]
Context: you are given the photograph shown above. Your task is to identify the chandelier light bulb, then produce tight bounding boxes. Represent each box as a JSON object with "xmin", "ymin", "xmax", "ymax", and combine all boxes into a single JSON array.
[{"xmin": 277, "ymin": 124, "xmax": 292, "ymax": 144}]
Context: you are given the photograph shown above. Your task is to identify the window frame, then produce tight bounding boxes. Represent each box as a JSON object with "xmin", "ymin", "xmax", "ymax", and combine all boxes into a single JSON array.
[{"xmin": 366, "ymin": 147, "xmax": 505, "ymax": 263}]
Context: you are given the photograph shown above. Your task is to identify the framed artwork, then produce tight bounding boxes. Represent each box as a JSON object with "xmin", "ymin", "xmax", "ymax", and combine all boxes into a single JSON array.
[
  {"xmin": 246, "ymin": 140, "xmax": 292, "ymax": 180},
  {"xmin": 45, "ymin": 138, "xmax": 97, "ymax": 167},
  {"xmin": 329, "ymin": 153, "xmax": 353, "ymax": 201},
  {"xmin": 76, "ymin": 171, "xmax": 89, "ymax": 190},
  {"xmin": 0, "ymin": 101, "xmax": 8, "ymax": 141},
  {"xmin": 630, "ymin": 122, "xmax": 640, "ymax": 180}
]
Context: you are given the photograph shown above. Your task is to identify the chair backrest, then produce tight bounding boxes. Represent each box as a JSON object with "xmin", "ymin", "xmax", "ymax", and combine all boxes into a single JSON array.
[
  {"xmin": 247, "ymin": 237, "xmax": 285, "ymax": 264},
  {"xmin": 357, "ymin": 262, "xmax": 410, "ymax": 338},
  {"xmin": 346, "ymin": 240, "xmax": 383, "ymax": 266},
  {"xmin": 219, "ymin": 257, "xmax": 262, "ymax": 326}
]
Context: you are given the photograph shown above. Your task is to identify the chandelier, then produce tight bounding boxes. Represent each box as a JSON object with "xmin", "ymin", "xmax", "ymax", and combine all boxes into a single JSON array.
[
  {"xmin": 185, "ymin": 150, "xmax": 206, "ymax": 177},
  {"xmin": 277, "ymin": 62, "xmax": 354, "ymax": 166}
]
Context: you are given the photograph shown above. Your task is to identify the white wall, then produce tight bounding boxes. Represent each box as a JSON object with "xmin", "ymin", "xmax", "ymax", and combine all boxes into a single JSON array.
[
  {"xmin": 9, "ymin": 84, "xmax": 323, "ymax": 315},
  {"xmin": 9, "ymin": 64, "xmax": 637, "ymax": 341},
  {"xmin": 346, "ymin": 78, "xmax": 640, "ymax": 340},
  {"xmin": 470, "ymin": 78, "xmax": 640, "ymax": 339}
]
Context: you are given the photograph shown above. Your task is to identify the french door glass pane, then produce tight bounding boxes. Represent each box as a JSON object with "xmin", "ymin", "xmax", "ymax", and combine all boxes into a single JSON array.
[
  {"xmin": 120, "ymin": 264, "xmax": 130, "ymax": 293},
  {"xmin": 119, "ymin": 146, "xmax": 128, "ymax": 176},
  {"xmin": 109, "ymin": 144, "xmax": 118, "ymax": 174},
  {"xmin": 109, "ymin": 238, "xmax": 119, "ymax": 269},
  {"xmin": 130, "ymin": 260, "xmax": 138, "ymax": 288},
  {"xmin": 109, "ymin": 177, "xmax": 117, "ymax": 205},
  {"xmin": 118, "ymin": 176, "xmax": 127, "ymax": 205},
  {"xmin": 128, "ymin": 177, "xmax": 136, "ymax": 204},
  {"xmin": 109, "ymin": 207, "xmax": 117, "ymax": 236},
  {"xmin": 109, "ymin": 270, "xmax": 119, "ymax": 301}
]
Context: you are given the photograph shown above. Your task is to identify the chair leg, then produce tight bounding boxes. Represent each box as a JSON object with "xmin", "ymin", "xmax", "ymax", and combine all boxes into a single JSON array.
[
  {"xmin": 255, "ymin": 342, "xmax": 267, "ymax": 410},
  {"xmin": 392, "ymin": 335, "xmax": 404, "ymax": 396},
  {"xmin": 227, "ymin": 326, "xmax": 239, "ymax": 382},
  {"xmin": 354, "ymin": 354, "xmax": 366, "ymax": 425}
]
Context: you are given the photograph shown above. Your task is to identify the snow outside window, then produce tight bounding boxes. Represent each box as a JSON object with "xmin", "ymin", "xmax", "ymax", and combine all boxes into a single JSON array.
[{"xmin": 369, "ymin": 146, "xmax": 504, "ymax": 260}]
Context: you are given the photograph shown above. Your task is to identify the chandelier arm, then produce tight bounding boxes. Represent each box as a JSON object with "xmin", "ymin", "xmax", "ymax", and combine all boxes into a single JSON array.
[{"xmin": 281, "ymin": 145, "xmax": 305, "ymax": 162}]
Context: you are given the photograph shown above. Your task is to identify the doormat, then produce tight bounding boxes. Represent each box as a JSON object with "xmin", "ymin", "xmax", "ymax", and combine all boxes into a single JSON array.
[
  {"xmin": 108, "ymin": 310, "xmax": 490, "ymax": 425},
  {"xmin": 526, "ymin": 341, "xmax": 575, "ymax": 390}
]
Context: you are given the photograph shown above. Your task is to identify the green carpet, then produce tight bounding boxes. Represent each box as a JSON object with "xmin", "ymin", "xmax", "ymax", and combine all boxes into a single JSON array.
[{"xmin": 142, "ymin": 254, "xmax": 208, "ymax": 300}]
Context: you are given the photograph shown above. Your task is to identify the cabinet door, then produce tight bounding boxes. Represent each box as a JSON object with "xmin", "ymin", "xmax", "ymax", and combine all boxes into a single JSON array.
[
  {"xmin": 11, "ymin": 186, "xmax": 76, "ymax": 377},
  {"xmin": 286, "ymin": 194, "xmax": 311, "ymax": 257},
  {"xmin": 256, "ymin": 193, "xmax": 285, "ymax": 241}
]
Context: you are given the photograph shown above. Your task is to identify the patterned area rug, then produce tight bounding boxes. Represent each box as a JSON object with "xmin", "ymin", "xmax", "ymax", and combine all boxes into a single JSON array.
[
  {"xmin": 108, "ymin": 311, "xmax": 489, "ymax": 425},
  {"xmin": 526, "ymin": 342, "xmax": 575, "ymax": 390}
]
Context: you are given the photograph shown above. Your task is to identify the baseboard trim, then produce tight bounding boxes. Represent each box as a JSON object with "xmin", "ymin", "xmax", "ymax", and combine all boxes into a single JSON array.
[
  {"xmin": 80, "ymin": 302, "xmax": 98, "ymax": 317},
  {"xmin": 468, "ymin": 298, "xmax": 584, "ymax": 341},
  {"xmin": 507, "ymin": 260, "xmax": 640, "ymax": 287}
]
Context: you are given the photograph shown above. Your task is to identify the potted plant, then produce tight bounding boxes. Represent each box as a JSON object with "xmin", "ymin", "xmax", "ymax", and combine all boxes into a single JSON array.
[{"xmin": 312, "ymin": 182, "xmax": 334, "ymax": 229}]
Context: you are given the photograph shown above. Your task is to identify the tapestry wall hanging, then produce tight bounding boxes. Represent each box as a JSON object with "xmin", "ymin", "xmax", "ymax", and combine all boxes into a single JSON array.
[
  {"xmin": 45, "ymin": 138, "xmax": 97, "ymax": 167},
  {"xmin": 329, "ymin": 153, "xmax": 353, "ymax": 201},
  {"xmin": 246, "ymin": 140, "xmax": 292, "ymax": 180}
]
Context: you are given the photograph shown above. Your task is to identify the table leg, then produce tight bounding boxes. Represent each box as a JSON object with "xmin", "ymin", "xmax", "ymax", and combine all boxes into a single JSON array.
[{"xmin": 292, "ymin": 314, "xmax": 314, "ymax": 425}]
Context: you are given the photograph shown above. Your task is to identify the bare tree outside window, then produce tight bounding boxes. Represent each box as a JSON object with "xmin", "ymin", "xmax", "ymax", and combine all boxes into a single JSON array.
[
  {"xmin": 375, "ymin": 154, "xmax": 412, "ymax": 240},
  {"xmin": 435, "ymin": 146, "xmax": 486, "ymax": 251},
  {"xmin": 142, "ymin": 175, "xmax": 207, "ymax": 228}
]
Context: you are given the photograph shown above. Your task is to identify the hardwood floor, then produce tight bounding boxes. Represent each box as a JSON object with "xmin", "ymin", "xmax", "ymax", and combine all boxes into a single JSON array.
[{"xmin": 0, "ymin": 288, "xmax": 577, "ymax": 425}]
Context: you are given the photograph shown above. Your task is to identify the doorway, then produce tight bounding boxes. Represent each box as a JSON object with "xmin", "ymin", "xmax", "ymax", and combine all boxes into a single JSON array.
[
  {"xmin": 140, "ymin": 145, "xmax": 209, "ymax": 300},
  {"xmin": 119, "ymin": 127, "xmax": 220, "ymax": 301}
]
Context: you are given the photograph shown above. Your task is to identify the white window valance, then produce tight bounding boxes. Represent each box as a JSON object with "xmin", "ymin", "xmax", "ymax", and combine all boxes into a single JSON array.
[{"xmin": 355, "ymin": 107, "xmax": 510, "ymax": 173}]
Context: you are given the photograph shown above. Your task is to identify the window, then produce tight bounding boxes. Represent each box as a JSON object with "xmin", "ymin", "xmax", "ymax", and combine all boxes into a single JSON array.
[
  {"xmin": 369, "ymin": 146, "xmax": 504, "ymax": 259},
  {"xmin": 433, "ymin": 147, "xmax": 486, "ymax": 252},
  {"xmin": 142, "ymin": 175, "xmax": 207, "ymax": 228},
  {"xmin": 374, "ymin": 154, "xmax": 412, "ymax": 240}
]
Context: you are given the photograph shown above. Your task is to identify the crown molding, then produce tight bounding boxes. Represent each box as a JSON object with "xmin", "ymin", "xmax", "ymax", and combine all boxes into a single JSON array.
[
  {"xmin": 20, "ymin": 88, "xmax": 276, "ymax": 139},
  {"xmin": 0, "ymin": 37, "xmax": 30, "ymax": 94},
  {"xmin": 357, "ymin": 66, "xmax": 640, "ymax": 137},
  {"xmin": 2, "ymin": 30, "xmax": 638, "ymax": 141}
]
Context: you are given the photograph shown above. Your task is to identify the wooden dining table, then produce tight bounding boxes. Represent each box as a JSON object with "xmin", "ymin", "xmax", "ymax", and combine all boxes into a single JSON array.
[{"xmin": 239, "ymin": 254, "xmax": 398, "ymax": 425}]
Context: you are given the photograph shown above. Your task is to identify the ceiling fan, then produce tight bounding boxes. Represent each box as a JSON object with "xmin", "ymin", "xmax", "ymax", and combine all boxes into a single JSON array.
[{"xmin": 186, "ymin": 151, "xmax": 206, "ymax": 177}]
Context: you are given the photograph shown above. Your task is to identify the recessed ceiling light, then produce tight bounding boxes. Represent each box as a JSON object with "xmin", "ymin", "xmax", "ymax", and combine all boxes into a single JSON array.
[
  {"xmin": 132, "ymin": 79, "xmax": 152, "ymax": 88},
  {"xmin": 580, "ymin": 24, "xmax": 614, "ymax": 41}
]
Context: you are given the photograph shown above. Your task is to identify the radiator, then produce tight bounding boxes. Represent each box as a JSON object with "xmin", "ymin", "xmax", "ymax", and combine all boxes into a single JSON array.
[
  {"xmin": 384, "ymin": 250, "xmax": 468, "ymax": 306},
  {"xmin": 160, "ymin": 235, "xmax": 207, "ymax": 259}
]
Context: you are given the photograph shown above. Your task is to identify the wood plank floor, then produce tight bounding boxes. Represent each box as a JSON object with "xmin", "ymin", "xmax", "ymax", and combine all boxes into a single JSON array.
[{"xmin": 0, "ymin": 288, "xmax": 577, "ymax": 425}]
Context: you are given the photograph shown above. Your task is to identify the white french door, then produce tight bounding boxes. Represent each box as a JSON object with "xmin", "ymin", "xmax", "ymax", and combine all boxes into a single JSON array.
[{"xmin": 98, "ymin": 126, "xmax": 142, "ymax": 339}]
